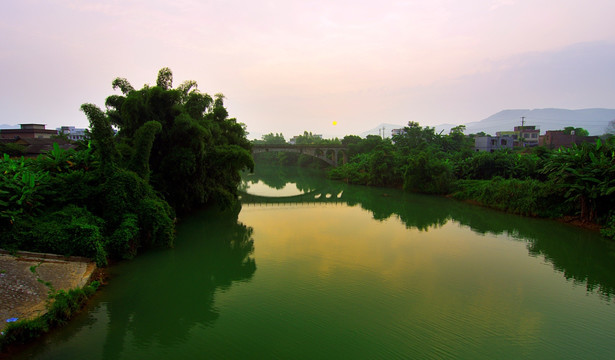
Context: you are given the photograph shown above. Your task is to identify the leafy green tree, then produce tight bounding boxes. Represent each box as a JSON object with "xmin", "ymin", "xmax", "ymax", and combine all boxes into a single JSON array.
[
  {"xmin": 392, "ymin": 122, "xmax": 438, "ymax": 155},
  {"xmin": 404, "ymin": 151, "xmax": 455, "ymax": 194},
  {"xmin": 563, "ymin": 127, "xmax": 590, "ymax": 137},
  {"xmin": 255, "ymin": 133, "xmax": 286, "ymax": 144},
  {"xmin": 341, "ymin": 135, "xmax": 362, "ymax": 146},
  {"xmin": 130, "ymin": 121, "xmax": 162, "ymax": 181},
  {"xmin": 100, "ymin": 68, "xmax": 253, "ymax": 213}
]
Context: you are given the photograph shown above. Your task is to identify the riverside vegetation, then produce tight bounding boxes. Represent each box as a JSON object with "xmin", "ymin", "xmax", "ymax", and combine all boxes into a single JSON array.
[
  {"xmin": 0, "ymin": 68, "xmax": 253, "ymax": 264},
  {"xmin": 0, "ymin": 68, "xmax": 253, "ymax": 350},
  {"xmin": 254, "ymin": 123, "xmax": 615, "ymax": 239}
]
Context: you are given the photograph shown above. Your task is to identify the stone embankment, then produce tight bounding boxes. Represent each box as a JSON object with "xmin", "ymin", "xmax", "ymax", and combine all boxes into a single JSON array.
[{"xmin": 0, "ymin": 250, "xmax": 95, "ymax": 331}]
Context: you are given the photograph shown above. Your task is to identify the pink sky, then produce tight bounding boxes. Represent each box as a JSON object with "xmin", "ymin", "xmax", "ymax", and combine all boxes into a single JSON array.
[{"xmin": 1, "ymin": 0, "xmax": 614, "ymax": 138}]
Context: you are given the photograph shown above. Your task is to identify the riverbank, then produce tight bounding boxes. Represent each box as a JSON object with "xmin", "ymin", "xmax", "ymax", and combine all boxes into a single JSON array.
[{"xmin": 0, "ymin": 250, "xmax": 96, "ymax": 332}]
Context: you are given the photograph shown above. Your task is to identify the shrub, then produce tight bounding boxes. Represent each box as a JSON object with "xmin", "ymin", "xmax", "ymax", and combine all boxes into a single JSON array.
[
  {"xmin": 601, "ymin": 215, "xmax": 615, "ymax": 240},
  {"xmin": 107, "ymin": 213, "xmax": 139, "ymax": 259},
  {"xmin": 453, "ymin": 178, "xmax": 568, "ymax": 217},
  {"xmin": 9, "ymin": 205, "xmax": 108, "ymax": 266},
  {"xmin": 137, "ymin": 198, "xmax": 175, "ymax": 248},
  {"xmin": 404, "ymin": 152, "xmax": 455, "ymax": 194}
]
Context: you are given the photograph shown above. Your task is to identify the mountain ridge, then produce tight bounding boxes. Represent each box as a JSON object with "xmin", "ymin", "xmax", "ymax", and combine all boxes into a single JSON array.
[{"xmin": 361, "ymin": 108, "xmax": 615, "ymax": 137}]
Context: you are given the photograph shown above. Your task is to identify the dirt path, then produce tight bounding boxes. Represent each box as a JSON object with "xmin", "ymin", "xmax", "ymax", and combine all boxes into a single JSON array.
[{"xmin": 0, "ymin": 251, "xmax": 95, "ymax": 331}]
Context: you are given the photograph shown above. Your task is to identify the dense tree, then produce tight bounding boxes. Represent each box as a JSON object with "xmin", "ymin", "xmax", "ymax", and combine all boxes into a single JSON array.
[
  {"xmin": 0, "ymin": 68, "xmax": 255, "ymax": 263},
  {"xmin": 341, "ymin": 135, "xmax": 362, "ymax": 146},
  {"xmin": 404, "ymin": 151, "xmax": 455, "ymax": 194},
  {"xmin": 562, "ymin": 127, "xmax": 590, "ymax": 137},
  {"xmin": 100, "ymin": 68, "xmax": 253, "ymax": 212},
  {"xmin": 392, "ymin": 122, "xmax": 439, "ymax": 155},
  {"xmin": 253, "ymin": 133, "xmax": 286, "ymax": 144}
]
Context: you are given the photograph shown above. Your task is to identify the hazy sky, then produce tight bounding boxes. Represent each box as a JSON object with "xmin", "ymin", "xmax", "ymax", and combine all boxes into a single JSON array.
[{"xmin": 1, "ymin": 0, "xmax": 614, "ymax": 138}]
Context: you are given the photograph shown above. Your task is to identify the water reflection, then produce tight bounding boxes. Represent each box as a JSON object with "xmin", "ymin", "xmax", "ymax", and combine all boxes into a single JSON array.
[
  {"xmin": 100, "ymin": 206, "xmax": 256, "ymax": 359},
  {"xmin": 244, "ymin": 165, "xmax": 615, "ymax": 300},
  {"xmin": 242, "ymin": 179, "xmax": 305, "ymax": 197},
  {"xmin": 9, "ymin": 207, "xmax": 256, "ymax": 360}
]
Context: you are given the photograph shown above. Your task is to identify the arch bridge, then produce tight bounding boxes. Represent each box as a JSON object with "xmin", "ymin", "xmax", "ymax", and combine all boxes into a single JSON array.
[{"xmin": 251, "ymin": 144, "xmax": 348, "ymax": 167}]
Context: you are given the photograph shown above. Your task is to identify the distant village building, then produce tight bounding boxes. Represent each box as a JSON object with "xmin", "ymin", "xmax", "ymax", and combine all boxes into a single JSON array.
[
  {"xmin": 0, "ymin": 124, "xmax": 81, "ymax": 157},
  {"xmin": 475, "ymin": 122, "xmax": 600, "ymax": 152},
  {"xmin": 474, "ymin": 135, "xmax": 514, "ymax": 152},
  {"xmin": 0, "ymin": 124, "xmax": 58, "ymax": 139},
  {"xmin": 391, "ymin": 128, "xmax": 404, "ymax": 137},
  {"xmin": 514, "ymin": 125, "xmax": 540, "ymax": 147},
  {"xmin": 495, "ymin": 125, "xmax": 540, "ymax": 147},
  {"xmin": 4, "ymin": 137, "xmax": 76, "ymax": 157},
  {"xmin": 539, "ymin": 130, "xmax": 598, "ymax": 149},
  {"xmin": 58, "ymin": 126, "xmax": 88, "ymax": 141}
]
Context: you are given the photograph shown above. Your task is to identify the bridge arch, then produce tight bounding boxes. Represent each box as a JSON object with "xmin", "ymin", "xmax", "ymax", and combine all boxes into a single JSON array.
[{"xmin": 251, "ymin": 145, "xmax": 348, "ymax": 167}]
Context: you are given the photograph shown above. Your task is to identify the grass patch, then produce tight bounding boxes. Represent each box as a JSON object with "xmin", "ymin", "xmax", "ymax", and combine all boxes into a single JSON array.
[{"xmin": 0, "ymin": 281, "xmax": 100, "ymax": 352}]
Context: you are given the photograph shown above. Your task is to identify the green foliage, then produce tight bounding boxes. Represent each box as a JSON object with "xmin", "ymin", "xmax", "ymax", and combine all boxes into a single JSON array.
[
  {"xmin": 341, "ymin": 135, "xmax": 362, "ymax": 146},
  {"xmin": 6, "ymin": 205, "xmax": 108, "ymax": 266},
  {"xmin": 329, "ymin": 153, "xmax": 370, "ymax": 184},
  {"xmin": 156, "ymin": 67, "xmax": 173, "ymax": 90},
  {"xmin": 563, "ymin": 126, "xmax": 590, "ymax": 137},
  {"xmin": 0, "ymin": 155, "xmax": 49, "ymax": 227},
  {"xmin": 453, "ymin": 178, "xmax": 567, "ymax": 217},
  {"xmin": 107, "ymin": 213, "xmax": 139, "ymax": 259},
  {"xmin": 601, "ymin": 215, "xmax": 615, "ymax": 240},
  {"xmin": 137, "ymin": 197, "xmax": 174, "ymax": 249},
  {"xmin": 330, "ymin": 144, "xmax": 402, "ymax": 187},
  {"xmin": 0, "ymin": 142, "xmax": 25, "ymax": 156},
  {"xmin": 80, "ymin": 103, "xmax": 119, "ymax": 171},
  {"xmin": 130, "ymin": 121, "xmax": 162, "ymax": 180},
  {"xmin": 0, "ymin": 68, "xmax": 254, "ymax": 265},
  {"xmin": 100, "ymin": 169, "xmax": 175, "ymax": 251},
  {"xmin": 404, "ymin": 152, "xmax": 455, "ymax": 194},
  {"xmin": 327, "ymin": 121, "xmax": 614, "ymax": 233},
  {"xmin": 347, "ymin": 135, "xmax": 390, "ymax": 158},
  {"xmin": 392, "ymin": 122, "xmax": 439, "ymax": 155},
  {"xmin": 292, "ymin": 131, "xmax": 340, "ymax": 145},
  {"xmin": 541, "ymin": 139, "xmax": 615, "ymax": 223},
  {"xmin": 253, "ymin": 132, "xmax": 286, "ymax": 144},
  {"xmin": 455, "ymin": 151, "xmax": 541, "ymax": 180},
  {"xmin": 102, "ymin": 68, "xmax": 253, "ymax": 213}
]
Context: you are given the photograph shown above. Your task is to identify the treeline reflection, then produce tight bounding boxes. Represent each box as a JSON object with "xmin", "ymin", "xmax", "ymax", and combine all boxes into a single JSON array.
[
  {"xmin": 99, "ymin": 206, "xmax": 256, "ymax": 359},
  {"xmin": 243, "ymin": 165, "xmax": 615, "ymax": 300}
]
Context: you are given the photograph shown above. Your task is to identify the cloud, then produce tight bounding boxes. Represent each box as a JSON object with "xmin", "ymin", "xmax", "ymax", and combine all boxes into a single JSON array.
[
  {"xmin": 1, "ymin": 1, "xmax": 615, "ymax": 137},
  {"xmin": 489, "ymin": 0, "xmax": 516, "ymax": 11}
]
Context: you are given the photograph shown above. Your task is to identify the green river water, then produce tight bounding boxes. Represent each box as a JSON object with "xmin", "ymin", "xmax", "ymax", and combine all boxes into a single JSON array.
[{"xmin": 11, "ymin": 165, "xmax": 615, "ymax": 359}]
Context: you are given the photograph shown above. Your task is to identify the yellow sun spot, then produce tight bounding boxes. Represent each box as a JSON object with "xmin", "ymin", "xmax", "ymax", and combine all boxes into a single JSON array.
[{"xmin": 332, "ymin": 121, "xmax": 338, "ymax": 126}]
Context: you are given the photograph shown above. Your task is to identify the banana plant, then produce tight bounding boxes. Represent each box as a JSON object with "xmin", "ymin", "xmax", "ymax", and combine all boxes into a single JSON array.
[
  {"xmin": 0, "ymin": 155, "xmax": 49, "ymax": 225},
  {"xmin": 541, "ymin": 138, "xmax": 615, "ymax": 222}
]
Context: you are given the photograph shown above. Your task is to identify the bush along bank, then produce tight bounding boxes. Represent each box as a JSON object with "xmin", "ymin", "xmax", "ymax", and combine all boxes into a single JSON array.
[
  {"xmin": 328, "ymin": 123, "xmax": 615, "ymax": 239},
  {"xmin": 0, "ymin": 281, "xmax": 100, "ymax": 352}
]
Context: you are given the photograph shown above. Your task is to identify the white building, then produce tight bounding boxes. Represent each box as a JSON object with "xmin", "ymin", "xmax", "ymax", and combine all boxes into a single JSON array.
[{"xmin": 58, "ymin": 126, "xmax": 88, "ymax": 141}]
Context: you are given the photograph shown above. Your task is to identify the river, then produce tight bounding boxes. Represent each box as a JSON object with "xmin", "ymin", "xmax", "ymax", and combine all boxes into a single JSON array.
[{"xmin": 11, "ymin": 165, "xmax": 615, "ymax": 359}]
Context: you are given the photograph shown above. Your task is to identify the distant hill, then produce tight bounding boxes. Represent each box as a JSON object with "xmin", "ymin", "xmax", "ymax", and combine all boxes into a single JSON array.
[
  {"xmin": 438, "ymin": 108, "xmax": 615, "ymax": 136},
  {"xmin": 359, "ymin": 123, "xmax": 406, "ymax": 138}
]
